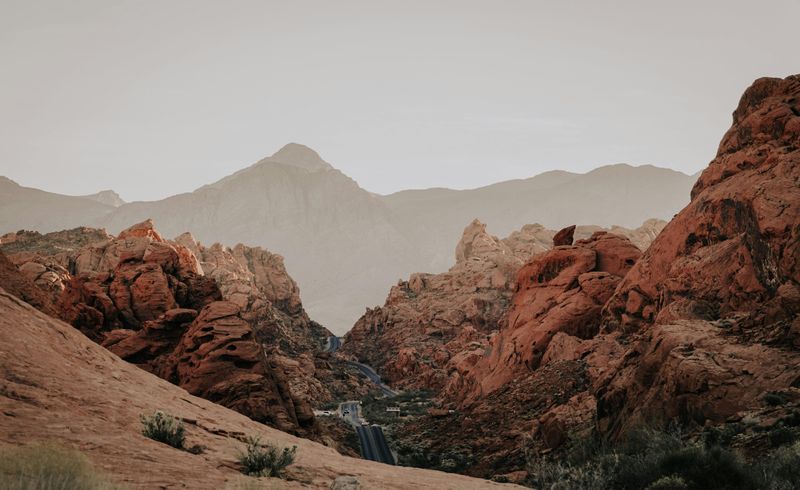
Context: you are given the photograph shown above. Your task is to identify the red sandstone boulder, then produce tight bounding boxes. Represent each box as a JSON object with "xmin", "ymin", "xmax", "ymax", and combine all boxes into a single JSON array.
[{"xmin": 552, "ymin": 225, "xmax": 576, "ymax": 246}]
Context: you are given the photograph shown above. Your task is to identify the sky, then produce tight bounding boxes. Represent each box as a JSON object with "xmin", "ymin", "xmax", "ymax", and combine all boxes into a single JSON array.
[{"xmin": 0, "ymin": 0, "xmax": 797, "ymax": 202}]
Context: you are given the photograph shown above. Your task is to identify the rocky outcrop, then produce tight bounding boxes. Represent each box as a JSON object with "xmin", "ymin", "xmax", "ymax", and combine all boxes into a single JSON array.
[
  {"xmin": 458, "ymin": 76, "xmax": 800, "ymax": 459},
  {"xmin": 342, "ymin": 220, "xmax": 549, "ymax": 391},
  {"xmin": 1, "ymin": 219, "xmax": 342, "ymax": 440},
  {"xmin": 552, "ymin": 225, "xmax": 575, "ymax": 246},
  {"xmin": 174, "ymin": 233, "xmax": 327, "ymax": 354},
  {"xmin": 0, "ymin": 251, "xmax": 58, "ymax": 317},
  {"xmin": 343, "ymin": 219, "xmax": 664, "ymax": 394},
  {"xmin": 457, "ymin": 232, "xmax": 641, "ymax": 402},
  {"xmin": 594, "ymin": 75, "xmax": 800, "ymax": 436},
  {"xmin": 55, "ymin": 221, "xmax": 220, "ymax": 339}
]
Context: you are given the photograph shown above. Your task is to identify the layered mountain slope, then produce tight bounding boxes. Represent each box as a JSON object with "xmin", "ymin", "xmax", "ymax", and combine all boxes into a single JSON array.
[{"xmin": 0, "ymin": 289, "xmax": 519, "ymax": 489}]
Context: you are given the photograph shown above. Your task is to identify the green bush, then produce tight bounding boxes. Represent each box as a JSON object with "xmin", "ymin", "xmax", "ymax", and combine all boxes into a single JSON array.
[
  {"xmin": 236, "ymin": 436, "xmax": 296, "ymax": 478},
  {"xmin": 140, "ymin": 410, "xmax": 185, "ymax": 449},
  {"xmin": 525, "ymin": 427, "xmax": 770, "ymax": 490},
  {"xmin": 0, "ymin": 443, "xmax": 120, "ymax": 489},
  {"xmin": 763, "ymin": 393, "xmax": 787, "ymax": 407}
]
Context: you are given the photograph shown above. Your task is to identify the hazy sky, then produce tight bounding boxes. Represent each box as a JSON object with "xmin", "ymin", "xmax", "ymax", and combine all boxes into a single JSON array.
[{"xmin": 1, "ymin": 1, "xmax": 797, "ymax": 201}]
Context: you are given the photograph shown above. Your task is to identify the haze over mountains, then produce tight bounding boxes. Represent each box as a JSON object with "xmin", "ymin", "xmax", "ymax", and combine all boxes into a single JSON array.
[{"xmin": 0, "ymin": 144, "xmax": 698, "ymax": 333}]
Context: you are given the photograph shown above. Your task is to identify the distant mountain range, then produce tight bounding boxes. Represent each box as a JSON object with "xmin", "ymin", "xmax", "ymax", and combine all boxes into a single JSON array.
[{"xmin": 0, "ymin": 144, "xmax": 698, "ymax": 333}]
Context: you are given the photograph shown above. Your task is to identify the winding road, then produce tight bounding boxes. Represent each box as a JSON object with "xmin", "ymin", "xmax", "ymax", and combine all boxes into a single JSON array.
[
  {"xmin": 327, "ymin": 336, "xmax": 396, "ymax": 465},
  {"xmin": 339, "ymin": 400, "xmax": 395, "ymax": 465},
  {"xmin": 324, "ymin": 335, "xmax": 342, "ymax": 353}
]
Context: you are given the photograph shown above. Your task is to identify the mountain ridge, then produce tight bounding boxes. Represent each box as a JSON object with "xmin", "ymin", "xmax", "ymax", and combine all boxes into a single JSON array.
[{"xmin": 0, "ymin": 151, "xmax": 697, "ymax": 334}]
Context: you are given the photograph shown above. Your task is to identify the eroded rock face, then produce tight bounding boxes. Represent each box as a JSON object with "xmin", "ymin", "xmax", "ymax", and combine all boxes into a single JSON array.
[
  {"xmin": 55, "ymin": 222, "xmax": 220, "ymax": 339},
  {"xmin": 175, "ymin": 233, "xmax": 327, "ymax": 354},
  {"xmin": 342, "ymin": 219, "xmax": 549, "ymax": 391},
  {"xmin": 594, "ymin": 75, "xmax": 800, "ymax": 436},
  {"xmin": 1, "ymin": 219, "xmax": 333, "ymax": 440},
  {"xmin": 458, "ymin": 232, "xmax": 641, "ymax": 402},
  {"xmin": 552, "ymin": 225, "xmax": 576, "ymax": 246},
  {"xmin": 0, "ymin": 251, "xmax": 58, "ymax": 317},
  {"xmin": 343, "ymin": 219, "xmax": 664, "ymax": 395}
]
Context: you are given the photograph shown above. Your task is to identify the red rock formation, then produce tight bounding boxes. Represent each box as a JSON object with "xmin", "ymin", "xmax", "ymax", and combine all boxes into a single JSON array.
[
  {"xmin": 55, "ymin": 221, "xmax": 220, "ymax": 339},
  {"xmin": 0, "ymin": 251, "xmax": 58, "ymax": 317},
  {"xmin": 343, "ymin": 218, "xmax": 665, "ymax": 395},
  {"xmin": 342, "ymin": 219, "xmax": 549, "ymax": 391},
  {"xmin": 552, "ymin": 225, "xmax": 576, "ymax": 246},
  {"xmin": 458, "ymin": 231, "xmax": 640, "ymax": 402},
  {"xmin": 1, "ymin": 219, "xmax": 338, "ymax": 440},
  {"xmin": 345, "ymin": 75, "xmax": 800, "ymax": 481},
  {"xmin": 594, "ymin": 75, "xmax": 800, "ymax": 436}
]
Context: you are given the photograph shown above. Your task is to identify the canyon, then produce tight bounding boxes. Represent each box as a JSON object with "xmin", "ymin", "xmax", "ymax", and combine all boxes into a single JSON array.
[{"xmin": 0, "ymin": 74, "xmax": 797, "ymax": 488}]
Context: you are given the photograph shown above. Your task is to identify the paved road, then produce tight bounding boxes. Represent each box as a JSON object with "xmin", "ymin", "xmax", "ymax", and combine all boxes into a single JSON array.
[
  {"xmin": 327, "ymin": 336, "xmax": 397, "ymax": 464},
  {"xmin": 340, "ymin": 400, "xmax": 362, "ymax": 426},
  {"xmin": 324, "ymin": 335, "xmax": 342, "ymax": 353},
  {"xmin": 339, "ymin": 400, "xmax": 395, "ymax": 465},
  {"xmin": 356, "ymin": 425, "xmax": 395, "ymax": 465},
  {"xmin": 346, "ymin": 361, "xmax": 398, "ymax": 397}
]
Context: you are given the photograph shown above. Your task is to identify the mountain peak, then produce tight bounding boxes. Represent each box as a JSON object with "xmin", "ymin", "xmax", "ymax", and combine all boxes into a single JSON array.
[
  {"xmin": 268, "ymin": 143, "xmax": 332, "ymax": 170},
  {"xmin": 80, "ymin": 189, "xmax": 125, "ymax": 207}
]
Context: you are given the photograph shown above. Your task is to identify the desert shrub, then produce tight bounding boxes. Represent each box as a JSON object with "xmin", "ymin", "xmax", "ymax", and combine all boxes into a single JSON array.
[
  {"xmin": 763, "ymin": 393, "xmax": 788, "ymax": 407},
  {"xmin": 140, "ymin": 410, "xmax": 185, "ymax": 449},
  {"xmin": 645, "ymin": 475, "xmax": 688, "ymax": 490},
  {"xmin": 779, "ymin": 410, "xmax": 800, "ymax": 427},
  {"xmin": 0, "ymin": 443, "xmax": 120, "ymax": 489},
  {"xmin": 526, "ymin": 457, "xmax": 609, "ymax": 490},
  {"xmin": 703, "ymin": 423, "xmax": 744, "ymax": 447},
  {"xmin": 769, "ymin": 427, "xmax": 797, "ymax": 448},
  {"xmin": 526, "ymin": 427, "xmax": 763, "ymax": 490},
  {"xmin": 438, "ymin": 445, "xmax": 473, "ymax": 473},
  {"xmin": 237, "ymin": 436, "xmax": 296, "ymax": 478},
  {"xmin": 753, "ymin": 441, "xmax": 800, "ymax": 490}
]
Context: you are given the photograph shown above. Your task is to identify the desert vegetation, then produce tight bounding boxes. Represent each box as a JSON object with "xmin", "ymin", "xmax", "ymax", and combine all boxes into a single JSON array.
[
  {"xmin": 140, "ymin": 410, "xmax": 186, "ymax": 449},
  {"xmin": 0, "ymin": 443, "xmax": 120, "ymax": 490},
  {"xmin": 236, "ymin": 436, "xmax": 297, "ymax": 478},
  {"xmin": 524, "ymin": 426, "xmax": 800, "ymax": 490}
]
